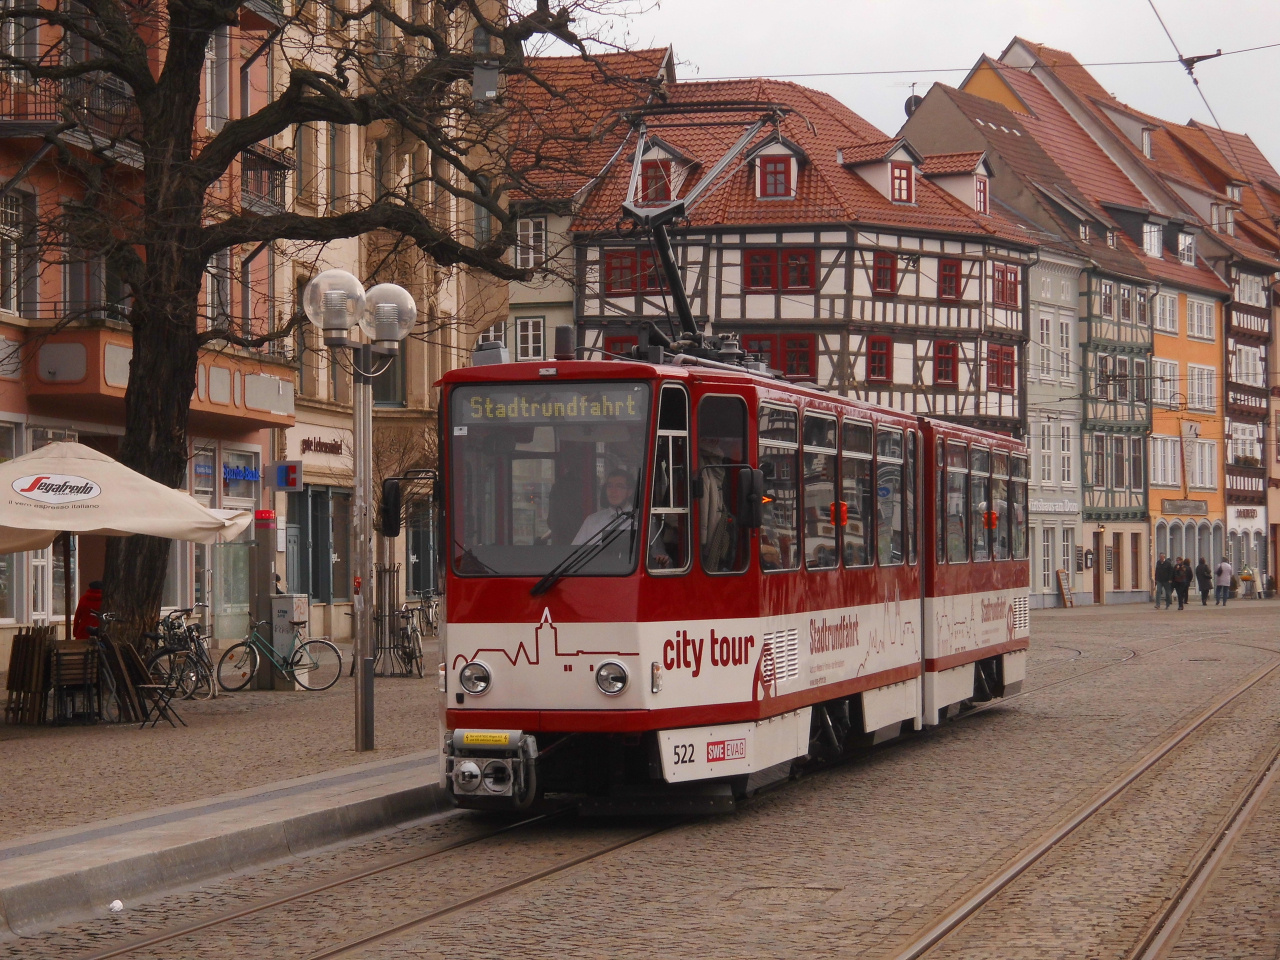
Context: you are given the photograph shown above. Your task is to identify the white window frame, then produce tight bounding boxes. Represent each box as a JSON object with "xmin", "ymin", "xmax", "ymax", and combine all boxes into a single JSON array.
[
  {"xmin": 1059, "ymin": 425, "xmax": 1073, "ymax": 485},
  {"xmin": 516, "ymin": 217, "xmax": 546, "ymax": 270},
  {"xmin": 1149, "ymin": 435, "xmax": 1181, "ymax": 487},
  {"xmin": 1154, "ymin": 293, "xmax": 1178, "ymax": 334},
  {"xmin": 205, "ymin": 27, "xmax": 230, "ymax": 133},
  {"xmin": 1189, "ymin": 439, "xmax": 1217, "ymax": 489},
  {"xmin": 1038, "ymin": 314, "xmax": 1052, "ymax": 377},
  {"xmin": 515, "ymin": 316, "xmax": 544, "ymax": 361},
  {"xmin": 1060, "ymin": 528, "xmax": 1075, "ymax": 591},
  {"xmin": 1237, "ymin": 273, "xmax": 1267, "ymax": 307},
  {"xmin": 1234, "ymin": 345, "xmax": 1263, "ymax": 388},
  {"xmin": 0, "ymin": 193, "xmax": 21, "ymax": 314},
  {"xmin": 1041, "ymin": 526, "xmax": 1055, "ymax": 591},
  {"xmin": 1177, "ymin": 233, "xmax": 1195, "ymax": 265},
  {"xmin": 1058, "ymin": 317, "xmax": 1072, "ymax": 380},
  {"xmin": 1038, "ymin": 423, "xmax": 1053, "ymax": 483},
  {"xmin": 1186, "ymin": 298, "xmax": 1214, "ymax": 341},
  {"xmin": 1143, "ymin": 222, "xmax": 1163, "ymax": 257},
  {"xmin": 1186, "ymin": 363, "xmax": 1215, "ymax": 411},
  {"xmin": 1151, "ymin": 358, "xmax": 1178, "ymax": 407},
  {"xmin": 477, "ymin": 321, "xmax": 505, "ymax": 346}
]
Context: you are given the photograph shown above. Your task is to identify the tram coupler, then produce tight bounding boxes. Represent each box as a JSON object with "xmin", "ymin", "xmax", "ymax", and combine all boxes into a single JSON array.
[{"xmin": 445, "ymin": 729, "xmax": 539, "ymax": 809}]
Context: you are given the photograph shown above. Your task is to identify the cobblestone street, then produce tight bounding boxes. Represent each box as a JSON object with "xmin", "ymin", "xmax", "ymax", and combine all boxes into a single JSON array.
[{"xmin": 4, "ymin": 605, "xmax": 1280, "ymax": 958}]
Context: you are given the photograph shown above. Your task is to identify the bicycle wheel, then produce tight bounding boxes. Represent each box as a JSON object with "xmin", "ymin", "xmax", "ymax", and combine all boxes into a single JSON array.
[
  {"xmin": 147, "ymin": 648, "xmax": 197, "ymax": 699},
  {"xmin": 407, "ymin": 626, "xmax": 424, "ymax": 677},
  {"xmin": 217, "ymin": 642, "xmax": 259, "ymax": 691},
  {"xmin": 289, "ymin": 639, "xmax": 342, "ymax": 691}
]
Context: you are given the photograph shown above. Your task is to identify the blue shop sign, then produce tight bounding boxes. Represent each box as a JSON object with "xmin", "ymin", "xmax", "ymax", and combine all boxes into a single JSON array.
[{"xmin": 223, "ymin": 465, "xmax": 261, "ymax": 482}]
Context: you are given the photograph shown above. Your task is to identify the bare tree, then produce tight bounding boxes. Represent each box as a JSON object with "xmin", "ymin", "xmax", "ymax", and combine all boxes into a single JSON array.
[{"xmin": 0, "ymin": 0, "xmax": 650, "ymax": 640}]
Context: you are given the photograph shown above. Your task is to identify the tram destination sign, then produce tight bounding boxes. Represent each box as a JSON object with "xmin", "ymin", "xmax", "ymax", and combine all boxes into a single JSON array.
[{"xmin": 457, "ymin": 384, "xmax": 647, "ymax": 426}]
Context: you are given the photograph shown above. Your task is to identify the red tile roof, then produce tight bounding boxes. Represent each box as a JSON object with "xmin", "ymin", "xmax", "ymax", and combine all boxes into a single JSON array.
[
  {"xmin": 920, "ymin": 151, "xmax": 985, "ymax": 175},
  {"xmin": 839, "ymin": 139, "xmax": 903, "ymax": 165},
  {"xmin": 506, "ymin": 48, "xmax": 671, "ymax": 203},
  {"xmin": 573, "ymin": 77, "xmax": 1033, "ymax": 245}
]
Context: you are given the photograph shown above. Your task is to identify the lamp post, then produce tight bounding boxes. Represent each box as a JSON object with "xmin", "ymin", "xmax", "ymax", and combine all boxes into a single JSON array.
[{"xmin": 303, "ymin": 270, "xmax": 415, "ymax": 751}]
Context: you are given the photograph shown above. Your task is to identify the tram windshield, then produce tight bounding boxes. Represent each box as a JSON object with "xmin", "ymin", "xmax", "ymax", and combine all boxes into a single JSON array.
[{"xmin": 449, "ymin": 381, "xmax": 652, "ymax": 577}]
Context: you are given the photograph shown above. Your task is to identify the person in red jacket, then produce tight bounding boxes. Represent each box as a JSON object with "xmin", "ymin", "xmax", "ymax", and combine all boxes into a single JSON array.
[{"xmin": 72, "ymin": 581, "xmax": 104, "ymax": 640}]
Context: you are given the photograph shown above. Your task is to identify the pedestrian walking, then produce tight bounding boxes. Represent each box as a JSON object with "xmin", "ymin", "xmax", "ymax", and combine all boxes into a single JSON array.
[
  {"xmin": 1154, "ymin": 553, "xmax": 1174, "ymax": 609},
  {"xmin": 1172, "ymin": 557, "xmax": 1191, "ymax": 610},
  {"xmin": 1214, "ymin": 556, "xmax": 1233, "ymax": 606},
  {"xmin": 1195, "ymin": 557, "xmax": 1213, "ymax": 606}
]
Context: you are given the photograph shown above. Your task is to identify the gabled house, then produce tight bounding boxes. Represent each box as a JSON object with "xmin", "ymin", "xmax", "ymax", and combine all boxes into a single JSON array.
[
  {"xmin": 571, "ymin": 78, "xmax": 1037, "ymax": 441},
  {"xmin": 903, "ymin": 74, "xmax": 1156, "ymax": 605},
  {"xmin": 994, "ymin": 38, "xmax": 1279, "ymax": 590}
]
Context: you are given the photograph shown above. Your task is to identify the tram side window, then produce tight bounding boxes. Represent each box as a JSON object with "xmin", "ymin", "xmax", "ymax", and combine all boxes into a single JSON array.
[
  {"xmin": 759, "ymin": 405, "xmax": 800, "ymax": 571},
  {"xmin": 946, "ymin": 441, "xmax": 968, "ymax": 563},
  {"xmin": 649, "ymin": 386, "xmax": 690, "ymax": 573},
  {"xmin": 697, "ymin": 395, "xmax": 750, "ymax": 574},
  {"xmin": 970, "ymin": 446, "xmax": 991, "ymax": 562},
  {"xmin": 905, "ymin": 431, "xmax": 917, "ymax": 565},
  {"xmin": 842, "ymin": 420, "xmax": 874, "ymax": 567},
  {"xmin": 991, "ymin": 451, "xmax": 1010, "ymax": 561},
  {"xmin": 876, "ymin": 427, "xmax": 904, "ymax": 566},
  {"xmin": 1010, "ymin": 455, "xmax": 1030, "ymax": 560},
  {"xmin": 935, "ymin": 439, "xmax": 946, "ymax": 564},
  {"xmin": 803, "ymin": 414, "xmax": 838, "ymax": 569}
]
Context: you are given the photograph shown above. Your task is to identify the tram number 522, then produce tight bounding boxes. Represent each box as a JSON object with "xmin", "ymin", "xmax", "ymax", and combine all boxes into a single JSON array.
[{"xmin": 672, "ymin": 743, "xmax": 696, "ymax": 765}]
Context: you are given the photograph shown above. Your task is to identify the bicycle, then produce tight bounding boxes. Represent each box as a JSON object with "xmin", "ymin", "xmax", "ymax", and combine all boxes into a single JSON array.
[
  {"xmin": 146, "ymin": 608, "xmax": 216, "ymax": 701},
  {"xmin": 421, "ymin": 591, "xmax": 441, "ymax": 635},
  {"xmin": 217, "ymin": 618, "xmax": 342, "ymax": 692},
  {"xmin": 393, "ymin": 603, "xmax": 425, "ymax": 677}
]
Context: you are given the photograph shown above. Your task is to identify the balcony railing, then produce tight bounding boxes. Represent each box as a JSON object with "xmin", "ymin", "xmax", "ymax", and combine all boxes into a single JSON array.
[
  {"xmin": 242, "ymin": 143, "xmax": 291, "ymax": 214},
  {"xmin": 1228, "ymin": 305, "xmax": 1270, "ymax": 340},
  {"xmin": 1225, "ymin": 462, "xmax": 1266, "ymax": 505},
  {"xmin": 0, "ymin": 71, "xmax": 140, "ymax": 141}
]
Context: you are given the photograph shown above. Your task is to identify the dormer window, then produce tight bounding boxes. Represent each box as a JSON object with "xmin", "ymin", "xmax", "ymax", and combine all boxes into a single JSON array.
[
  {"xmin": 1079, "ymin": 222, "xmax": 1091, "ymax": 241},
  {"xmin": 891, "ymin": 162, "xmax": 914, "ymax": 203},
  {"xmin": 1142, "ymin": 222, "xmax": 1162, "ymax": 257},
  {"xmin": 759, "ymin": 157, "xmax": 792, "ymax": 198},
  {"xmin": 1227, "ymin": 184, "xmax": 1242, "ymax": 202},
  {"xmin": 974, "ymin": 176, "xmax": 989, "ymax": 214},
  {"xmin": 1177, "ymin": 232, "xmax": 1195, "ymax": 265},
  {"xmin": 1211, "ymin": 203, "xmax": 1235, "ymax": 235},
  {"xmin": 1107, "ymin": 230, "xmax": 1117, "ymax": 248},
  {"xmin": 1141, "ymin": 129, "xmax": 1152, "ymax": 158},
  {"xmin": 640, "ymin": 160, "xmax": 672, "ymax": 203}
]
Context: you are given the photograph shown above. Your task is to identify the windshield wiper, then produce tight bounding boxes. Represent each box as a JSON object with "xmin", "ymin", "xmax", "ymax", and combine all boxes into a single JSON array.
[{"xmin": 530, "ymin": 510, "xmax": 636, "ymax": 597}]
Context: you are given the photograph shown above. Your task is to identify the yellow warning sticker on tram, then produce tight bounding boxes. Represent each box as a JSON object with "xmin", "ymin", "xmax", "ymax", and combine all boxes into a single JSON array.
[{"xmin": 463, "ymin": 732, "xmax": 511, "ymax": 746}]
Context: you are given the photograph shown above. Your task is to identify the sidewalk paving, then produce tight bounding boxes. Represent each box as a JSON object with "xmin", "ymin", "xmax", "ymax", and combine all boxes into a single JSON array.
[{"xmin": 0, "ymin": 648, "xmax": 449, "ymax": 935}]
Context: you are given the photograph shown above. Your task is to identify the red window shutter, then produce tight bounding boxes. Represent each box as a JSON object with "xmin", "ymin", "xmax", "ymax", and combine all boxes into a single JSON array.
[
  {"xmin": 868, "ymin": 337, "xmax": 891, "ymax": 381},
  {"xmin": 782, "ymin": 334, "xmax": 815, "ymax": 378},
  {"xmin": 782, "ymin": 249, "xmax": 816, "ymax": 290},
  {"xmin": 604, "ymin": 250, "xmax": 637, "ymax": 294},
  {"xmin": 760, "ymin": 157, "xmax": 791, "ymax": 197},
  {"xmin": 873, "ymin": 252, "xmax": 896, "ymax": 294},
  {"xmin": 640, "ymin": 160, "xmax": 672, "ymax": 203},
  {"xmin": 935, "ymin": 341, "xmax": 956, "ymax": 385},
  {"xmin": 743, "ymin": 334, "xmax": 777, "ymax": 368},
  {"xmin": 939, "ymin": 259, "xmax": 960, "ymax": 299},
  {"xmin": 744, "ymin": 249, "xmax": 777, "ymax": 290}
]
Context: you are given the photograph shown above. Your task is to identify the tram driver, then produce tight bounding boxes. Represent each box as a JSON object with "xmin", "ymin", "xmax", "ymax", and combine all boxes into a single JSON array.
[{"xmin": 574, "ymin": 467, "xmax": 677, "ymax": 567}]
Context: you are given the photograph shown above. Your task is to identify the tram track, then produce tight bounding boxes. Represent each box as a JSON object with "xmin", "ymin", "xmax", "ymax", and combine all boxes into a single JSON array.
[
  {"xmin": 884, "ymin": 653, "xmax": 1280, "ymax": 960},
  {"xmin": 68, "ymin": 634, "xmax": 1270, "ymax": 960}
]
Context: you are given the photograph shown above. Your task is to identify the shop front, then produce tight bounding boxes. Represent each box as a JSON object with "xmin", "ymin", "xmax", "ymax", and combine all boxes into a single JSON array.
[{"xmin": 1029, "ymin": 497, "xmax": 1082, "ymax": 607}]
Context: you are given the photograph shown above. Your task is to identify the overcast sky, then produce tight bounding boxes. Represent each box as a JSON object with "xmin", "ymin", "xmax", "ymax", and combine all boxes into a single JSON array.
[{"xmin": 583, "ymin": 0, "xmax": 1280, "ymax": 167}]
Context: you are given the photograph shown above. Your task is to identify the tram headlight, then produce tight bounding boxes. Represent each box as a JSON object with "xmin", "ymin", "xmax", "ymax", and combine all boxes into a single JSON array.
[
  {"xmin": 595, "ymin": 660, "xmax": 628, "ymax": 696},
  {"xmin": 454, "ymin": 760, "xmax": 482, "ymax": 793},
  {"xmin": 459, "ymin": 661, "xmax": 492, "ymax": 695}
]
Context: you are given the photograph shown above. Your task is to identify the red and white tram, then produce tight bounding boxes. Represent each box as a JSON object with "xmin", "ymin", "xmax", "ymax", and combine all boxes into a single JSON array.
[{"xmin": 435, "ymin": 353, "xmax": 1030, "ymax": 811}]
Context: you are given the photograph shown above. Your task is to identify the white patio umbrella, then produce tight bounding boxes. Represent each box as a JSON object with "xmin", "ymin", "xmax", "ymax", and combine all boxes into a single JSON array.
[{"xmin": 0, "ymin": 442, "xmax": 252, "ymax": 636}]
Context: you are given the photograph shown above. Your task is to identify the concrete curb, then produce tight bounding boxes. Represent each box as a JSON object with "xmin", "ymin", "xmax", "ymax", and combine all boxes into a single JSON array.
[{"xmin": 0, "ymin": 780, "xmax": 453, "ymax": 937}]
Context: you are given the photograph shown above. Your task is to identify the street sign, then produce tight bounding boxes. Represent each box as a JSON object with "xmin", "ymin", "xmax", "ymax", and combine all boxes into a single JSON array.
[{"xmin": 271, "ymin": 461, "xmax": 304, "ymax": 491}]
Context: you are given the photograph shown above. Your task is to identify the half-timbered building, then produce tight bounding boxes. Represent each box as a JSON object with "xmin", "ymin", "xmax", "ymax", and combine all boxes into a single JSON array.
[
  {"xmin": 571, "ymin": 79, "xmax": 1036, "ymax": 441},
  {"xmin": 903, "ymin": 76, "xmax": 1155, "ymax": 604}
]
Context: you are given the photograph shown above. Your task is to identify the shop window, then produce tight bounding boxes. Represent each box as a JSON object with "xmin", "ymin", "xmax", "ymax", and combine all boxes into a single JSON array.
[
  {"xmin": 222, "ymin": 450, "xmax": 260, "ymax": 501},
  {"xmin": 289, "ymin": 485, "xmax": 353, "ymax": 603}
]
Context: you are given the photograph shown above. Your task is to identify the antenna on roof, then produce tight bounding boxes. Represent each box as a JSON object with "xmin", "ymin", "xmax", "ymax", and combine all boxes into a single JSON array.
[{"xmin": 904, "ymin": 94, "xmax": 924, "ymax": 118}]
